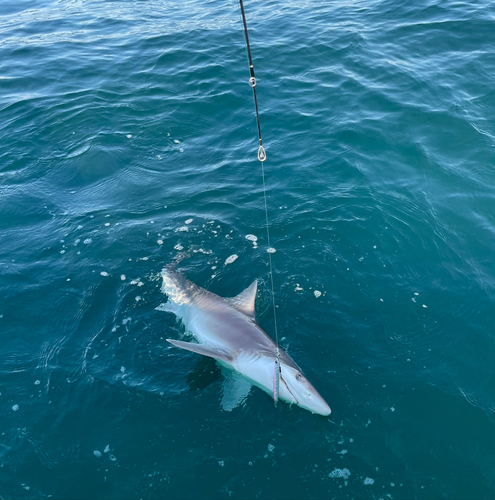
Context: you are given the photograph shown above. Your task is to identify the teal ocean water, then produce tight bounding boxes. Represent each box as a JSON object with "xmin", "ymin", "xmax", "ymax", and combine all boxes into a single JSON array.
[{"xmin": 1, "ymin": 0, "xmax": 495, "ymax": 498}]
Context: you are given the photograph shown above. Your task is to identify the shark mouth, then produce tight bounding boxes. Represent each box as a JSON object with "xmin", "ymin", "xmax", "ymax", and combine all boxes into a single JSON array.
[{"xmin": 280, "ymin": 376, "xmax": 299, "ymax": 405}]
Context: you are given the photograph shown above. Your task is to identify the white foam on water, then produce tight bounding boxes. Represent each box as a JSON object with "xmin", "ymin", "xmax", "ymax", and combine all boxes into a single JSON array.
[
  {"xmin": 185, "ymin": 219, "xmax": 193, "ymax": 224},
  {"xmin": 109, "ymin": 454, "xmax": 116, "ymax": 461},
  {"xmin": 174, "ymin": 244, "xmax": 184, "ymax": 251},
  {"xmin": 120, "ymin": 366, "xmax": 125, "ymax": 373},
  {"xmin": 267, "ymin": 247, "xmax": 276, "ymax": 253},
  {"xmin": 174, "ymin": 139, "xmax": 180, "ymax": 144},
  {"xmin": 104, "ymin": 445, "xmax": 110, "ymax": 453},
  {"xmin": 157, "ymin": 240, "xmax": 163, "ymax": 245},
  {"xmin": 100, "ymin": 272, "xmax": 109, "ymax": 277},
  {"xmin": 314, "ymin": 290, "xmax": 322, "ymax": 298},
  {"xmin": 12, "ymin": 404, "xmax": 19, "ymax": 411},
  {"xmin": 268, "ymin": 444, "xmax": 275, "ymax": 452},
  {"xmin": 83, "ymin": 238, "xmax": 92, "ymax": 245},
  {"xmin": 77, "ymin": 225, "xmax": 83, "ymax": 230},
  {"xmin": 94, "ymin": 450, "xmax": 102, "ymax": 457},
  {"xmin": 364, "ymin": 478, "xmax": 375, "ymax": 485},
  {"xmin": 329, "ymin": 468, "xmax": 351, "ymax": 481},
  {"xmin": 34, "ymin": 380, "xmax": 40, "ymax": 385},
  {"xmin": 74, "ymin": 239, "xmax": 80, "ymax": 245},
  {"xmin": 135, "ymin": 296, "xmax": 141, "ymax": 301},
  {"xmin": 121, "ymin": 275, "xmax": 126, "ymax": 281},
  {"xmin": 245, "ymin": 234, "xmax": 257, "ymax": 242},
  {"xmin": 224, "ymin": 254, "xmax": 238, "ymax": 265},
  {"xmin": 176, "ymin": 226, "xmax": 189, "ymax": 232}
]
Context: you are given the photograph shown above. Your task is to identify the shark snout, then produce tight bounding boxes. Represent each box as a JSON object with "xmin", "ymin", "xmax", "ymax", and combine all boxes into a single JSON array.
[
  {"xmin": 300, "ymin": 391, "xmax": 331, "ymax": 416},
  {"xmin": 279, "ymin": 367, "xmax": 331, "ymax": 416}
]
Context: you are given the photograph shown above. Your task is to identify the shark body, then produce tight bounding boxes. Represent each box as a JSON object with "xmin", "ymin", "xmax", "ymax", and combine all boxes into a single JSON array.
[{"xmin": 157, "ymin": 267, "xmax": 331, "ymax": 416}]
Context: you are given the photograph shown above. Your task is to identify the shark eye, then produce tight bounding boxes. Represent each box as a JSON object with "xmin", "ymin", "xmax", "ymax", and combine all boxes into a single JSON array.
[{"xmin": 296, "ymin": 373, "xmax": 303, "ymax": 381}]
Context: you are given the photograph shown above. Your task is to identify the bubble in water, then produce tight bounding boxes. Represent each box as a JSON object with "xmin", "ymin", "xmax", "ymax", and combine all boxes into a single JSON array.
[
  {"xmin": 364, "ymin": 478, "xmax": 374, "ymax": 485},
  {"xmin": 185, "ymin": 219, "xmax": 193, "ymax": 224},
  {"xmin": 12, "ymin": 404, "xmax": 19, "ymax": 411},
  {"xmin": 121, "ymin": 275, "xmax": 126, "ymax": 281},
  {"xmin": 245, "ymin": 234, "xmax": 257, "ymax": 242},
  {"xmin": 174, "ymin": 244, "xmax": 184, "ymax": 251},
  {"xmin": 225, "ymin": 254, "xmax": 238, "ymax": 265},
  {"xmin": 314, "ymin": 290, "xmax": 321, "ymax": 298},
  {"xmin": 127, "ymin": 134, "xmax": 132, "ymax": 139},
  {"xmin": 83, "ymin": 238, "xmax": 92, "ymax": 245},
  {"xmin": 267, "ymin": 247, "xmax": 276, "ymax": 254},
  {"xmin": 100, "ymin": 272, "xmax": 109, "ymax": 277},
  {"xmin": 329, "ymin": 468, "xmax": 351, "ymax": 480}
]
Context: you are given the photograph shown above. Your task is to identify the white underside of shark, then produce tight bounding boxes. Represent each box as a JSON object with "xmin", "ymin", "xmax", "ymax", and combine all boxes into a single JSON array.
[{"xmin": 156, "ymin": 267, "xmax": 331, "ymax": 416}]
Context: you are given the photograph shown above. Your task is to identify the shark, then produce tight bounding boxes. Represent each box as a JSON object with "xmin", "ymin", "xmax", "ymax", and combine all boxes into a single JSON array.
[{"xmin": 156, "ymin": 267, "xmax": 331, "ymax": 416}]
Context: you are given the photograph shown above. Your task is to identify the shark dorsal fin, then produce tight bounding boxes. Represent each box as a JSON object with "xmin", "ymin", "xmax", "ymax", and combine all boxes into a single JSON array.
[{"xmin": 227, "ymin": 280, "xmax": 257, "ymax": 318}]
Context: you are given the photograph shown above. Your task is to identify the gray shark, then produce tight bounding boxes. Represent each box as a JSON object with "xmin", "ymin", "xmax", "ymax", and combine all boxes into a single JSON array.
[{"xmin": 156, "ymin": 267, "xmax": 331, "ymax": 416}]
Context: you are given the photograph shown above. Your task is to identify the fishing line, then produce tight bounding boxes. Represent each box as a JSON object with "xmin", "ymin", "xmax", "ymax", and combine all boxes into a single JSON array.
[{"xmin": 237, "ymin": 0, "xmax": 281, "ymax": 406}]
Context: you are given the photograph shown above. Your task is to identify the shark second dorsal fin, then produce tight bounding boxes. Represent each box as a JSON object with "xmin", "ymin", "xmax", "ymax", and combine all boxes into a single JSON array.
[
  {"xmin": 167, "ymin": 339, "xmax": 234, "ymax": 363},
  {"xmin": 226, "ymin": 280, "xmax": 257, "ymax": 318}
]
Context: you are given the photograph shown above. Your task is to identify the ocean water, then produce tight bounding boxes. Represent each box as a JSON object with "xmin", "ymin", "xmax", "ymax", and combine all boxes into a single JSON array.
[{"xmin": 1, "ymin": 0, "xmax": 494, "ymax": 498}]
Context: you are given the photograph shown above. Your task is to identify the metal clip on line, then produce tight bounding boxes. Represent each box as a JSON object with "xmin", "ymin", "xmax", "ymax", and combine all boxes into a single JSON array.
[
  {"xmin": 273, "ymin": 350, "xmax": 281, "ymax": 407},
  {"xmin": 258, "ymin": 145, "xmax": 266, "ymax": 162}
]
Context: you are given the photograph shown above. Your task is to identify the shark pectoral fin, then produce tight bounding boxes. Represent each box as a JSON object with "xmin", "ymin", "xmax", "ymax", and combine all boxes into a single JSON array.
[
  {"xmin": 227, "ymin": 280, "xmax": 257, "ymax": 318},
  {"xmin": 156, "ymin": 302, "xmax": 176, "ymax": 314},
  {"xmin": 220, "ymin": 368, "xmax": 252, "ymax": 412},
  {"xmin": 166, "ymin": 339, "xmax": 234, "ymax": 363}
]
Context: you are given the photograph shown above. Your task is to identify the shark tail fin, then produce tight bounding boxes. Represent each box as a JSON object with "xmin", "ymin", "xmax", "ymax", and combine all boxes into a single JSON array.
[
  {"xmin": 167, "ymin": 339, "xmax": 234, "ymax": 363},
  {"xmin": 155, "ymin": 302, "xmax": 177, "ymax": 314}
]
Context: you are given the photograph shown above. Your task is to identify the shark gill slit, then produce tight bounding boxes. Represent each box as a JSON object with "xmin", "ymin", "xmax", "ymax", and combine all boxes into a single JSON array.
[{"xmin": 237, "ymin": 0, "xmax": 281, "ymax": 406}]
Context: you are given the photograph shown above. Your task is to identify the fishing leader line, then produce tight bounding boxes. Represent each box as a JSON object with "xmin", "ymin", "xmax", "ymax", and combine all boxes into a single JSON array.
[{"xmin": 237, "ymin": 0, "xmax": 281, "ymax": 406}]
